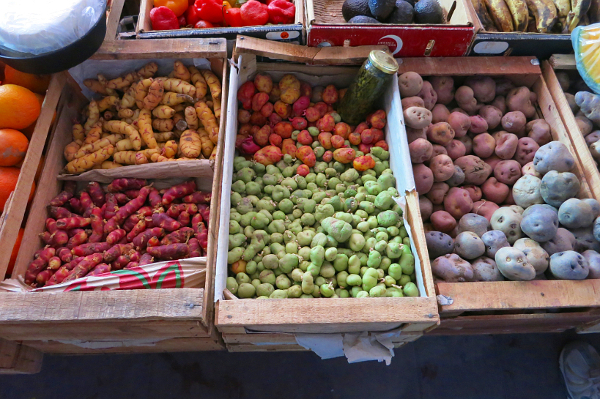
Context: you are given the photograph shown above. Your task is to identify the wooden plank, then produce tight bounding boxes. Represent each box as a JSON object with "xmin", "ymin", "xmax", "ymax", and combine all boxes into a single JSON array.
[
  {"xmin": 93, "ymin": 38, "xmax": 227, "ymax": 60},
  {"xmin": 406, "ymin": 191, "xmax": 436, "ymax": 299},
  {"xmin": 549, "ymin": 54, "xmax": 577, "ymax": 70},
  {"xmin": 542, "ymin": 61, "xmax": 600, "ymax": 200},
  {"xmin": 436, "ymin": 280, "xmax": 600, "ymax": 313},
  {"xmin": 137, "ymin": 0, "xmax": 154, "ymax": 34},
  {"xmin": 396, "ymin": 56, "xmax": 541, "ymax": 77},
  {"xmin": 0, "ymin": 339, "xmax": 43, "ymax": 374},
  {"xmin": 104, "ymin": 0, "xmax": 126, "ymax": 41},
  {"xmin": 0, "ymin": 289, "xmax": 209, "ymax": 341},
  {"xmin": 216, "ymin": 297, "xmax": 439, "ymax": 334},
  {"xmin": 0, "ymin": 73, "xmax": 65, "ymax": 278},
  {"xmin": 234, "ymin": 36, "xmax": 387, "ymax": 65},
  {"xmin": 430, "ymin": 311, "xmax": 600, "ymax": 335},
  {"xmin": 23, "ymin": 337, "xmax": 223, "ymax": 354}
]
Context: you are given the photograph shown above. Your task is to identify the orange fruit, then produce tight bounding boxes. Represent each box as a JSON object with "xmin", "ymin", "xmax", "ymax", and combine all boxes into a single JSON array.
[
  {"xmin": 3, "ymin": 65, "xmax": 50, "ymax": 94},
  {"xmin": 20, "ymin": 94, "xmax": 47, "ymax": 138},
  {"xmin": 0, "ymin": 85, "xmax": 41, "ymax": 130},
  {"xmin": 0, "ymin": 166, "xmax": 34, "ymax": 211},
  {"xmin": 0, "ymin": 129, "xmax": 29, "ymax": 166},
  {"xmin": 7, "ymin": 228, "xmax": 24, "ymax": 276}
]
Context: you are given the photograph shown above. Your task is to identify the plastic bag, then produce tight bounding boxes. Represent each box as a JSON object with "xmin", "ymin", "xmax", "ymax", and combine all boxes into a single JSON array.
[
  {"xmin": 573, "ymin": 22, "xmax": 600, "ymax": 95},
  {"xmin": 0, "ymin": 0, "xmax": 105, "ymax": 55}
]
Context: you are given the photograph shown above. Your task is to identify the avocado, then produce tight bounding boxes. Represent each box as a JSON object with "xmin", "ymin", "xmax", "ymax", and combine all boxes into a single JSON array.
[
  {"xmin": 387, "ymin": 0, "xmax": 414, "ymax": 23},
  {"xmin": 368, "ymin": 0, "xmax": 397, "ymax": 20},
  {"xmin": 348, "ymin": 15, "xmax": 381, "ymax": 23},
  {"xmin": 342, "ymin": 0, "xmax": 373, "ymax": 21},
  {"xmin": 414, "ymin": 0, "xmax": 443, "ymax": 23},
  {"xmin": 403, "ymin": 0, "xmax": 415, "ymax": 6}
]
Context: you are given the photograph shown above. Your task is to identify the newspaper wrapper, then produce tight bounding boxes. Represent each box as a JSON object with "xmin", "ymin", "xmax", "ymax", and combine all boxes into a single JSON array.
[{"xmin": 0, "ymin": 258, "xmax": 206, "ymax": 293}]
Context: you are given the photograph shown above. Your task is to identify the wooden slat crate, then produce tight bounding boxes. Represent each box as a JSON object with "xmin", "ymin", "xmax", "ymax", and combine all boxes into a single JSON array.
[
  {"xmin": 393, "ymin": 57, "xmax": 600, "ymax": 335},
  {"xmin": 0, "ymin": 338, "xmax": 43, "ymax": 375},
  {"xmin": 0, "ymin": 39, "xmax": 228, "ymax": 354},
  {"xmin": 215, "ymin": 37, "xmax": 439, "ymax": 352},
  {"xmin": 543, "ymin": 55, "xmax": 600, "ymax": 334}
]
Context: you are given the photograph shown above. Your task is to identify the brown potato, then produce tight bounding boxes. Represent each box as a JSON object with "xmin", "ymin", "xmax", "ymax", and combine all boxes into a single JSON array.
[
  {"xmin": 431, "ymin": 210, "xmax": 458, "ymax": 233},
  {"xmin": 494, "ymin": 160, "xmax": 522, "ymax": 185},
  {"xmin": 482, "ymin": 177, "xmax": 509, "ymax": 203},
  {"xmin": 430, "ymin": 144, "xmax": 448, "ymax": 159},
  {"xmin": 575, "ymin": 116, "xmax": 594, "ymax": 136},
  {"xmin": 483, "ymin": 154, "xmax": 502, "ymax": 170},
  {"xmin": 465, "ymin": 76, "xmax": 496, "ymax": 103},
  {"xmin": 491, "ymin": 96, "xmax": 507, "ymax": 114},
  {"xmin": 501, "ymin": 111, "xmax": 526, "ymax": 136},
  {"xmin": 495, "ymin": 78, "xmax": 515, "ymax": 97},
  {"xmin": 406, "ymin": 126, "xmax": 427, "ymax": 143},
  {"xmin": 413, "ymin": 163, "xmax": 434, "ymax": 194},
  {"xmin": 444, "ymin": 187, "xmax": 474, "ymax": 220},
  {"xmin": 564, "ymin": 93, "xmax": 579, "ymax": 114},
  {"xmin": 427, "ymin": 122, "xmax": 455, "ymax": 145},
  {"xmin": 469, "ymin": 115, "xmax": 489, "ymax": 134},
  {"xmin": 463, "ymin": 185, "xmax": 483, "ymax": 202},
  {"xmin": 455, "ymin": 86, "xmax": 479, "ymax": 115},
  {"xmin": 420, "ymin": 196, "xmax": 434, "ymax": 221},
  {"xmin": 455, "ymin": 155, "xmax": 493, "ymax": 185},
  {"xmin": 514, "ymin": 137, "xmax": 540, "ymax": 166},
  {"xmin": 399, "ymin": 72, "xmax": 423, "ymax": 97},
  {"xmin": 458, "ymin": 135, "xmax": 473, "ymax": 155},
  {"xmin": 526, "ymin": 119, "xmax": 552, "ymax": 146},
  {"xmin": 472, "ymin": 200, "xmax": 500, "ymax": 221}
]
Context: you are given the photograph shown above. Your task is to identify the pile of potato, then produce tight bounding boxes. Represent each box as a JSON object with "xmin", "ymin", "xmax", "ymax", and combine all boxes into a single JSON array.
[
  {"xmin": 26, "ymin": 178, "xmax": 210, "ymax": 288},
  {"xmin": 401, "ymin": 71, "xmax": 600, "ymax": 281},
  {"xmin": 227, "ymin": 72, "xmax": 419, "ymax": 299},
  {"xmin": 63, "ymin": 61, "xmax": 221, "ymax": 174}
]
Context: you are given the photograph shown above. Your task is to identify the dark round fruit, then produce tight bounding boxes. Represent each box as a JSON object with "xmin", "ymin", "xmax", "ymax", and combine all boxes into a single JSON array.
[
  {"xmin": 348, "ymin": 15, "xmax": 381, "ymax": 23},
  {"xmin": 342, "ymin": 0, "xmax": 373, "ymax": 21},
  {"xmin": 414, "ymin": 0, "xmax": 443, "ymax": 23},
  {"xmin": 387, "ymin": 0, "xmax": 414, "ymax": 23},
  {"xmin": 368, "ymin": 0, "xmax": 397, "ymax": 20}
]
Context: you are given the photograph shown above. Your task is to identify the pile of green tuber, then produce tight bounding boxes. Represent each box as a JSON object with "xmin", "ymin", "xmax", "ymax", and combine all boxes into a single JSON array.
[{"xmin": 226, "ymin": 149, "xmax": 419, "ymax": 299}]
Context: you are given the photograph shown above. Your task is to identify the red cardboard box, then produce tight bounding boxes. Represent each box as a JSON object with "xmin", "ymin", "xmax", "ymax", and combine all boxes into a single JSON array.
[{"xmin": 305, "ymin": 0, "xmax": 475, "ymax": 57}]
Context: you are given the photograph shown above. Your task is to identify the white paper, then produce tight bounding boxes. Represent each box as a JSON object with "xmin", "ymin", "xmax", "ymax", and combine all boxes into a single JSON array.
[{"xmin": 295, "ymin": 334, "xmax": 345, "ymax": 359}]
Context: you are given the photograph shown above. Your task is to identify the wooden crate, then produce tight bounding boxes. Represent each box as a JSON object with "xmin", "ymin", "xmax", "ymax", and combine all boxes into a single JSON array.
[
  {"xmin": 0, "ymin": 338, "xmax": 43, "ymax": 375},
  {"xmin": 393, "ymin": 57, "xmax": 600, "ymax": 335},
  {"xmin": 543, "ymin": 55, "xmax": 600, "ymax": 334},
  {"xmin": 215, "ymin": 37, "xmax": 439, "ymax": 352},
  {"xmin": 0, "ymin": 39, "xmax": 229, "ymax": 354}
]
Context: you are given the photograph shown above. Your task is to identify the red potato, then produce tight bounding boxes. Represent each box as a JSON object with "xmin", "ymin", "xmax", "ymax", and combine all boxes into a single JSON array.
[
  {"xmin": 444, "ymin": 187, "xmax": 474, "ymax": 220},
  {"xmin": 514, "ymin": 137, "xmax": 540, "ymax": 166},
  {"xmin": 238, "ymin": 109, "xmax": 251, "ymax": 124},
  {"xmin": 494, "ymin": 160, "xmax": 522, "ymax": 185},
  {"xmin": 139, "ymin": 253, "xmax": 154, "ymax": 266},
  {"xmin": 298, "ymin": 146, "xmax": 317, "ymax": 166},
  {"xmin": 89, "ymin": 207, "xmax": 104, "ymax": 243},
  {"xmin": 104, "ymin": 193, "xmax": 118, "ymax": 219},
  {"xmin": 492, "ymin": 96, "xmax": 507, "ymax": 114},
  {"xmin": 503, "ymin": 190, "xmax": 516, "ymax": 205},
  {"xmin": 468, "ymin": 115, "xmax": 488, "ymax": 134},
  {"xmin": 426, "ymin": 182, "xmax": 450, "ymax": 205},
  {"xmin": 252, "ymin": 92, "xmax": 269, "ymax": 112},
  {"xmin": 482, "ymin": 177, "xmax": 509, "ymax": 203},
  {"xmin": 47, "ymin": 256, "xmax": 62, "ymax": 270},
  {"xmin": 113, "ymin": 193, "xmax": 129, "ymax": 205},
  {"xmin": 50, "ymin": 230, "xmax": 69, "ymax": 248},
  {"xmin": 483, "ymin": 155, "xmax": 502, "ymax": 171},
  {"xmin": 104, "ymin": 218, "xmax": 120, "ymax": 236},
  {"xmin": 465, "ymin": 76, "xmax": 496, "ymax": 103},
  {"xmin": 250, "ymin": 111, "xmax": 267, "ymax": 126},
  {"xmin": 472, "ymin": 200, "xmax": 500, "ymax": 221},
  {"xmin": 501, "ymin": 111, "xmax": 527, "ymax": 136},
  {"xmin": 254, "ymin": 145, "xmax": 283, "ymax": 166},
  {"xmin": 72, "ymin": 242, "xmax": 111, "ymax": 257},
  {"xmin": 177, "ymin": 211, "xmax": 190, "ymax": 226},
  {"xmin": 122, "ymin": 214, "xmax": 140, "ymax": 232},
  {"xmin": 197, "ymin": 205, "xmax": 210, "ymax": 227},
  {"xmin": 493, "ymin": 132, "xmax": 518, "ymax": 160},
  {"xmin": 133, "ymin": 227, "xmax": 165, "ymax": 249},
  {"xmin": 406, "ymin": 127, "xmax": 427, "ymax": 144},
  {"xmin": 331, "ymin": 135, "xmax": 345, "ymax": 149},
  {"xmin": 473, "ymin": 133, "xmax": 496, "ymax": 158},
  {"xmin": 161, "ymin": 227, "xmax": 195, "ymax": 245},
  {"xmin": 332, "ymin": 148, "xmax": 355, "ymax": 164},
  {"xmin": 45, "ymin": 218, "xmax": 58, "ymax": 234},
  {"xmin": 261, "ymin": 102, "xmax": 274, "ymax": 118},
  {"xmin": 430, "ymin": 144, "xmax": 448, "ymax": 159},
  {"xmin": 447, "ymin": 112, "xmax": 471, "ymax": 138},
  {"xmin": 147, "ymin": 243, "xmax": 190, "ymax": 260},
  {"xmin": 152, "ymin": 213, "xmax": 181, "ymax": 232},
  {"xmin": 274, "ymin": 121, "xmax": 293, "ymax": 139},
  {"xmin": 39, "ymin": 231, "xmax": 52, "ymax": 245},
  {"xmin": 268, "ymin": 134, "xmax": 282, "ymax": 148},
  {"xmin": 126, "ymin": 219, "xmax": 147, "ymax": 242},
  {"xmin": 106, "ymin": 229, "xmax": 126, "ymax": 245},
  {"xmin": 89, "ymin": 263, "xmax": 111, "ymax": 276},
  {"xmin": 35, "ymin": 269, "xmax": 56, "ymax": 287},
  {"xmin": 318, "ymin": 132, "xmax": 333, "ymax": 149},
  {"xmin": 69, "ymin": 197, "xmax": 83, "ymax": 215},
  {"xmin": 413, "ymin": 164, "xmax": 434, "ymax": 194},
  {"xmin": 80, "ymin": 192, "xmax": 94, "ymax": 217},
  {"xmin": 24, "ymin": 247, "xmax": 56, "ymax": 285},
  {"xmin": 49, "ymin": 190, "xmax": 74, "ymax": 207},
  {"xmin": 67, "ymin": 229, "xmax": 88, "ymax": 249},
  {"xmin": 107, "ymin": 178, "xmax": 147, "ymax": 193},
  {"xmin": 87, "ymin": 182, "xmax": 105, "ymax": 207},
  {"xmin": 455, "ymin": 86, "xmax": 479, "ymax": 115},
  {"xmin": 196, "ymin": 222, "xmax": 208, "ymax": 251},
  {"xmin": 56, "ymin": 217, "xmax": 90, "ymax": 230},
  {"xmin": 430, "ymin": 155, "xmax": 455, "ymax": 182},
  {"xmin": 429, "ymin": 76, "xmax": 455, "ymax": 105},
  {"xmin": 104, "ymin": 243, "xmax": 134, "ymax": 263},
  {"xmin": 458, "ymin": 136, "xmax": 473, "ymax": 155},
  {"xmin": 401, "ymin": 96, "xmax": 425, "ymax": 109},
  {"xmin": 432, "ymin": 104, "xmax": 450, "ymax": 124},
  {"xmin": 417, "ymin": 81, "xmax": 437, "ymax": 110},
  {"xmin": 444, "ymin": 140, "xmax": 466, "ymax": 160},
  {"xmin": 49, "ymin": 206, "xmax": 73, "ymax": 220},
  {"xmin": 112, "ymin": 255, "xmax": 131, "ymax": 270},
  {"xmin": 420, "ymin": 196, "xmax": 434, "ymax": 221},
  {"xmin": 409, "ymin": 138, "xmax": 433, "ymax": 163},
  {"xmin": 334, "ymin": 122, "xmax": 353, "ymax": 138},
  {"xmin": 586, "ymin": 131, "xmax": 600, "ymax": 145},
  {"xmin": 478, "ymin": 105, "xmax": 502, "ymax": 130},
  {"xmin": 189, "ymin": 238, "xmax": 202, "ymax": 257},
  {"xmin": 462, "ymin": 185, "xmax": 482, "ymax": 202},
  {"xmin": 161, "ymin": 181, "xmax": 196, "ymax": 206},
  {"xmin": 431, "ymin": 210, "xmax": 458, "ymax": 233},
  {"xmin": 455, "ymin": 155, "xmax": 492, "ymax": 185},
  {"xmin": 57, "ymin": 247, "xmax": 73, "ymax": 263},
  {"xmin": 115, "ymin": 186, "xmax": 151, "ymax": 223}
]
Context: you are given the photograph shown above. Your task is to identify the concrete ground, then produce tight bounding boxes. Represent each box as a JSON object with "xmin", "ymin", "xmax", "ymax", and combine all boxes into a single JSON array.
[{"xmin": 0, "ymin": 332, "xmax": 592, "ymax": 399}]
